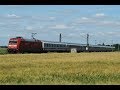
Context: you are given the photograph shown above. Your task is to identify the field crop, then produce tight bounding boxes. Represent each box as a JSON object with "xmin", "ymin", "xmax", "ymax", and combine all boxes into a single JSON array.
[{"xmin": 0, "ymin": 52, "xmax": 120, "ymax": 85}]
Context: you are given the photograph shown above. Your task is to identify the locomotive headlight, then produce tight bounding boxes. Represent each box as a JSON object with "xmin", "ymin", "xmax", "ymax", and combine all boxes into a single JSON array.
[{"xmin": 8, "ymin": 45, "xmax": 17, "ymax": 48}]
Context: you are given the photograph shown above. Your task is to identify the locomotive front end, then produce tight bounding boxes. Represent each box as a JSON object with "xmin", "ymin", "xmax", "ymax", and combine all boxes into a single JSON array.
[{"xmin": 7, "ymin": 38, "xmax": 19, "ymax": 53}]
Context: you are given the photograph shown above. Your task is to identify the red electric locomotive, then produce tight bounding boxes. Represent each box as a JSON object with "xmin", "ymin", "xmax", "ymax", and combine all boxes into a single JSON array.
[{"xmin": 8, "ymin": 37, "xmax": 42, "ymax": 53}]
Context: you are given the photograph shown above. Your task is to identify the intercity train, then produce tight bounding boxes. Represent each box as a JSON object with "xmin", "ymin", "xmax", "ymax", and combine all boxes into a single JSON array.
[{"xmin": 7, "ymin": 37, "xmax": 115, "ymax": 53}]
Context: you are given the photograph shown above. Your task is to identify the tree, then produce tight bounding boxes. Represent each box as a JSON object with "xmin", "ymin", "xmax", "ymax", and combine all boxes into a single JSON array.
[
  {"xmin": 102, "ymin": 43, "xmax": 105, "ymax": 46},
  {"xmin": 113, "ymin": 44, "xmax": 120, "ymax": 51}
]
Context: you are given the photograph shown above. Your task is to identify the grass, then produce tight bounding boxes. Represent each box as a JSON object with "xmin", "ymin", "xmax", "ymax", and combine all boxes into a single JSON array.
[
  {"xmin": 0, "ymin": 48, "xmax": 8, "ymax": 54},
  {"xmin": 0, "ymin": 52, "xmax": 120, "ymax": 85}
]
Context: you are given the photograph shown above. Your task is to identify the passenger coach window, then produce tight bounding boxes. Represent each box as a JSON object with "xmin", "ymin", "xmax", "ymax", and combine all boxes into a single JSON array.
[{"xmin": 44, "ymin": 44, "xmax": 46, "ymax": 47}]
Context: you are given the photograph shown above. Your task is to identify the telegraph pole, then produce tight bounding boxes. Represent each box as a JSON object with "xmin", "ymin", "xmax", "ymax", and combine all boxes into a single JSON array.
[
  {"xmin": 111, "ymin": 40, "xmax": 113, "ymax": 52},
  {"xmin": 86, "ymin": 34, "xmax": 89, "ymax": 51},
  {"xmin": 59, "ymin": 33, "xmax": 62, "ymax": 42},
  {"xmin": 118, "ymin": 44, "xmax": 119, "ymax": 51}
]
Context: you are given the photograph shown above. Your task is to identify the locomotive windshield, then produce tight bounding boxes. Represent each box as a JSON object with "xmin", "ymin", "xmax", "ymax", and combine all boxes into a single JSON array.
[{"xmin": 9, "ymin": 41, "xmax": 17, "ymax": 45}]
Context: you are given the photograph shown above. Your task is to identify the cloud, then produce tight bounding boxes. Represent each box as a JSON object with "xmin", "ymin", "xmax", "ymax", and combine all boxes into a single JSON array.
[
  {"xmin": 31, "ymin": 16, "xmax": 56, "ymax": 22},
  {"xmin": 81, "ymin": 17, "xmax": 89, "ymax": 20},
  {"xmin": 72, "ymin": 14, "xmax": 120, "ymax": 30},
  {"xmin": 97, "ymin": 20, "xmax": 120, "ymax": 29},
  {"xmin": 107, "ymin": 32, "xmax": 116, "ymax": 35},
  {"xmin": 68, "ymin": 33, "xmax": 75, "ymax": 37},
  {"xmin": 93, "ymin": 31, "xmax": 120, "ymax": 38},
  {"xmin": 7, "ymin": 14, "xmax": 20, "ymax": 18},
  {"xmin": 95, "ymin": 13, "xmax": 105, "ymax": 17},
  {"xmin": 74, "ymin": 17, "xmax": 96, "ymax": 25},
  {"xmin": 50, "ymin": 24, "xmax": 72, "ymax": 29},
  {"xmin": 51, "ymin": 9, "xmax": 78, "ymax": 15},
  {"xmin": 97, "ymin": 21, "xmax": 114, "ymax": 26},
  {"xmin": 74, "ymin": 13, "xmax": 106, "ymax": 25},
  {"xmin": 0, "ymin": 22, "xmax": 5, "ymax": 25},
  {"xmin": 26, "ymin": 26, "xmax": 33, "ymax": 30},
  {"xmin": 106, "ymin": 31, "xmax": 120, "ymax": 37},
  {"xmin": 97, "ymin": 32, "xmax": 106, "ymax": 36},
  {"xmin": 49, "ymin": 16, "xmax": 56, "ymax": 20}
]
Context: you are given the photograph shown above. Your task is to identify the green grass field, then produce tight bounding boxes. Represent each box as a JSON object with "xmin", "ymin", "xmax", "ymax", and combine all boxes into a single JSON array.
[
  {"xmin": 0, "ymin": 48, "xmax": 8, "ymax": 54},
  {"xmin": 0, "ymin": 52, "xmax": 120, "ymax": 85}
]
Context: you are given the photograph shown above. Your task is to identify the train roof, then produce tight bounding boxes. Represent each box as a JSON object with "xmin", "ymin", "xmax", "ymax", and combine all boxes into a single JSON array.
[
  {"xmin": 10, "ymin": 37, "xmax": 41, "ymax": 42},
  {"xmin": 23, "ymin": 39, "xmax": 40, "ymax": 42},
  {"xmin": 41, "ymin": 40, "xmax": 114, "ymax": 48},
  {"xmin": 41, "ymin": 40, "xmax": 69, "ymax": 44},
  {"xmin": 66, "ymin": 43, "xmax": 86, "ymax": 46},
  {"xmin": 10, "ymin": 37, "xmax": 115, "ymax": 48},
  {"xmin": 41, "ymin": 40, "xmax": 87, "ymax": 46},
  {"xmin": 89, "ymin": 45, "xmax": 115, "ymax": 48}
]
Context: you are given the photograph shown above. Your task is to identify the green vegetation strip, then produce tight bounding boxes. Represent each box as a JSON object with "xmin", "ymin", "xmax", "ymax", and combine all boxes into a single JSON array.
[
  {"xmin": 0, "ymin": 48, "xmax": 8, "ymax": 54},
  {"xmin": 0, "ymin": 52, "xmax": 120, "ymax": 85}
]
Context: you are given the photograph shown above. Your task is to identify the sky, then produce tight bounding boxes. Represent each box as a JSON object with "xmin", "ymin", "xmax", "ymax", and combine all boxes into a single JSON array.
[{"xmin": 0, "ymin": 5, "xmax": 120, "ymax": 46}]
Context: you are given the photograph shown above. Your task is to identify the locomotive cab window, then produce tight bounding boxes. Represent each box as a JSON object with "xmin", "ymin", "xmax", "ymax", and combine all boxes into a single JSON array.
[{"xmin": 9, "ymin": 41, "xmax": 17, "ymax": 44}]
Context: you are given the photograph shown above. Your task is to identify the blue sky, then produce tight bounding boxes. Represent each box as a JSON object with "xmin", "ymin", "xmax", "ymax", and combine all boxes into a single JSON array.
[{"xmin": 0, "ymin": 5, "xmax": 120, "ymax": 46}]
